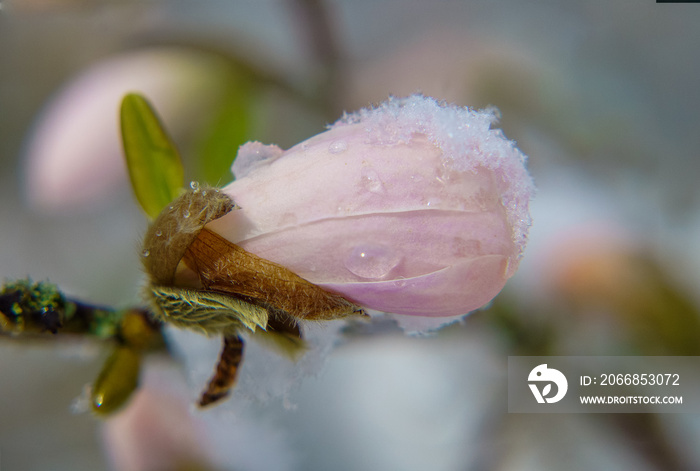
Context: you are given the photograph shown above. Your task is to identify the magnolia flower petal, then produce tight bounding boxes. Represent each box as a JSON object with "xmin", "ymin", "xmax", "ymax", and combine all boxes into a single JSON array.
[
  {"xmin": 320, "ymin": 254, "xmax": 509, "ymax": 317},
  {"xmin": 207, "ymin": 95, "xmax": 534, "ymax": 318}
]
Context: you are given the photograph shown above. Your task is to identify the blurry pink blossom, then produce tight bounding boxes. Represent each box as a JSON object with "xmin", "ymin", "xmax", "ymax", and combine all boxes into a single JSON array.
[
  {"xmin": 24, "ymin": 48, "xmax": 229, "ymax": 213},
  {"xmin": 101, "ymin": 359, "xmax": 299, "ymax": 471},
  {"xmin": 101, "ymin": 363, "xmax": 211, "ymax": 471},
  {"xmin": 207, "ymin": 95, "xmax": 534, "ymax": 325}
]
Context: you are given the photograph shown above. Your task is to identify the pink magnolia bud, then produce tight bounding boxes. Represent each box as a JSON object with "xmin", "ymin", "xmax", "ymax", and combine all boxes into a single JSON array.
[{"xmin": 207, "ymin": 95, "xmax": 534, "ymax": 321}]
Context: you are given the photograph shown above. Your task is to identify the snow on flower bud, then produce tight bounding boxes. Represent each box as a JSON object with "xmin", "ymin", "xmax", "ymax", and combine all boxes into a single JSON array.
[{"xmin": 206, "ymin": 95, "xmax": 534, "ymax": 326}]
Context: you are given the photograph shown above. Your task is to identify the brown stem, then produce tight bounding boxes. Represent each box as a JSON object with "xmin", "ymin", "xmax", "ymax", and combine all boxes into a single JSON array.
[
  {"xmin": 199, "ymin": 335, "xmax": 245, "ymax": 407},
  {"xmin": 288, "ymin": 0, "xmax": 344, "ymax": 118}
]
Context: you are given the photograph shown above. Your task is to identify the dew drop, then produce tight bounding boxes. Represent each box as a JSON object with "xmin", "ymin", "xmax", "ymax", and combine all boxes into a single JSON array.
[
  {"xmin": 141, "ymin": 249, "xmax": 150, "ymax": 258},
  {"xmin": 344, "ymin": 244, "xmax": 401, "ymax": 279},
  {"xmin": 190, "ymin": 181, "xmax": 200, "ymax": 193},
  {"xmin": 329, "ymin": 140, "xmax": 347, "ymax": 154},
  {"xmin": 182, "ymin": 209, "xmax": 190, "ymax": 218},
  {"xmin": 359, "ymin": 167, "xmax": 385, "ymax": 194},
  {"xmin": 155, "ymin": 230, "xmax": 163, "ymax": 237},
  {"xmin": 436, "ymin": 161, "xmax": 454, "ymax": 184},
  {"xmin": 394, "ymin": 277, "xmax": 408, "ymax": 288}
]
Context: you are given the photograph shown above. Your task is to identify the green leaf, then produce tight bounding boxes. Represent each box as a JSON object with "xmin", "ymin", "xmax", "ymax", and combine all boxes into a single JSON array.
[
  {"xmin": 120, "ymin": 93, "xmax": 184, "ymax": 219},
  {"xmin": 197, "ymin": 71, "xmax": 255, "ymax": 185},
  {"xmin": 253, "ymin": 330, "xmax": 307, "ymax": 361},
  {"xmin": 149, "ymin": 286, "xmax": 269, "ymax": 336},
  {"xmin": 91, "ymin": 346, "xmax": 141, "ymax": 416}
]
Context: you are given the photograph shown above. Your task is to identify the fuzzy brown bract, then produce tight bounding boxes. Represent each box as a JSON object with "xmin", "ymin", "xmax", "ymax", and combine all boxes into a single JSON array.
[{"xmin": 142, "ymin": 184, "xmax": 365, "ymax": 406}]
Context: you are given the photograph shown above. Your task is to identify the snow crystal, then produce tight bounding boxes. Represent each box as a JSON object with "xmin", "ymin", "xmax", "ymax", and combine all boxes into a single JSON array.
[
  {"xmin": 332, "ymin": 94, "xmax": 535, "ymax": 257},
  {"xmin": 232, "ymin": 141, "xmax": 284, "ymax": 179}
]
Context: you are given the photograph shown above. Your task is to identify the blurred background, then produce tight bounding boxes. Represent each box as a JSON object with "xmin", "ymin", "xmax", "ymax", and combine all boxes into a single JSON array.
[{"xmin": 2, "ymin": 1, "xmax": 700, "ymax": 470}]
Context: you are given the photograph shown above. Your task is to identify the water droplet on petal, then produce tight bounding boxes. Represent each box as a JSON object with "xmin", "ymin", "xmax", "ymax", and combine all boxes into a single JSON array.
[
  {"xmin": 359, "ymin": 167, "xmax": 385, "ymax": 194},
  {"xmin": 141, "ymin": 249, "xmax": 150, "ymax": 258},
  {"xmin": 394, "ymin": 277, "xmax": 408, "ymax": 288},
  {"xmin": 329, "ymin": 140, "xmax": 347, "ymax": 154},
  {"xmin": 436, "ymin": 161, "xmax": 455, "ymax": 184},
  {"xmin": 344, "ymin": 244, "xmax": 401, "ymax": 279}
]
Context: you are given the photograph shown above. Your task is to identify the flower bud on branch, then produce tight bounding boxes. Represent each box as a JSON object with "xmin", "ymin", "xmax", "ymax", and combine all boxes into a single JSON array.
[
  {"xmin": 134, "ymin": 94, "xmax": 533, "ymax": 405},
  {"xmin": 207, "ymin": 95, "xmax": 534, "ymax": 320}
]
